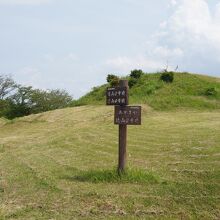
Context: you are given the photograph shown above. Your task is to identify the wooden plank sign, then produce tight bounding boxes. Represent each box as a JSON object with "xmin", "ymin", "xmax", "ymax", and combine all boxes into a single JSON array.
[
  {"xmin": 114, "ymin": 106, "xmax": 141, "ymax": 125},
  {"xmin": 106, "ymin": 87, "xmax": 128, "ymax": 106}
]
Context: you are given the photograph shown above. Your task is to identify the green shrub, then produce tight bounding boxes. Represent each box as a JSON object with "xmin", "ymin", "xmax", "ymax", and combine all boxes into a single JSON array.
[
  {"xmin": 106, "ymin": 74, "xmax": 119, "ymax": 87},
  {"xmin": 204, "ymin": 87, "xmax": 217, "ymax": 96},
  {"xmin": 0, "ymin": 99, "xmax": 10, "ymax": 117},
  {"xmin": 107, "ymin": 74, "xmax": 117, "ymax": 83},
  {"xmin": 128, "ymin": 78, "xmax": 138, "ymax": 88},
  {"xmin": 160, "ymin": 71, "xmax": 174, "ymax": 83},
  {"xmin": 130, "ymin": 69, "xmax": 144, "ymax": 79},
  {"xmin": 110, "ymin": 77, "xmax": 119, "ymax": 87}
]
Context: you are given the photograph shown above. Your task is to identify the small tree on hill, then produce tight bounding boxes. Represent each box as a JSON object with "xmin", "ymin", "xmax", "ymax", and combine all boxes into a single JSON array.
[
  {"xmin": 128, "ymin": 69, "xmax": 144, "ymax": 88},
  {"xmin": 160, "ymin": 71, "xmax": 174, "ymax": 83},
  {"xmin": 130, "ymin": 69, "xmax": 143, "ymax": 79},
  {"xmin": 107, "ymin": 74, "xmax": 117, "ymax": 83},
  {"xmin": 204, "ymin": 87, "xmax": 217, "ymax": 96},
  {"xmin": 106, "ymin": 74, "xmax": 119, "ymax": 87}
]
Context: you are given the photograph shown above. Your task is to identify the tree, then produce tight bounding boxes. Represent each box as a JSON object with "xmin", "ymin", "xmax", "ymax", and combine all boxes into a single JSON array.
[
  {"xmin": 130, "ymin": 69, "xmax": 144, "ymax": 79},
  {"xmin": 106, "ymin": 74, "xmax": 118, "ymax": 83},
  {"xmin": 0, "ymin": 99, "xmax": 10, "ymax": 117},
  {"xmin": 106, "ymin": 74, "xmax": 119, "ymax": 87},
  {"xmin": 160, "ymin": 72, "xmax": 174, "ymax": 83},
  {"xmin": 5, "ymin": 86, "xmax": 33, "ymax": 119},
  {"xmin": 10, "ymin": 86, "xmax": 33, "ymax": 106},
  {"xmin": 30, "ymin": 89, "xmax": 73, "ymax": 113},
  {"xmin": 47, "ymin": 89, "xmax": 72, "ymax": 109},
  {"xmin": 0, "ymin": 74, "xmax": 73, "ymax": 119},
  {"xmin": 0, "ymin": 75, "xmax": 17, "ymax": 99},
  {"xmin": 4, "ymin": 87, "xmax": 73, "ymax": 119}
]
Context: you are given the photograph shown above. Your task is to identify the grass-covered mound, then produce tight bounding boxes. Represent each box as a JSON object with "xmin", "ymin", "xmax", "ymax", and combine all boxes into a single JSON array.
[{"xmin": 71, "ymin": 72, "xmax": 220, "ymax": 110}]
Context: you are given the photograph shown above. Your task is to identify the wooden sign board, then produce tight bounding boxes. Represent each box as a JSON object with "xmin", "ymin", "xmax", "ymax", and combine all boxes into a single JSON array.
[
  {"xmin": 106, "ymin": 87, "xmax": 128, "ymax": 106},
  {"xmin": 114, "ymin": 106, "xmax": 141, "ymax": 125}
]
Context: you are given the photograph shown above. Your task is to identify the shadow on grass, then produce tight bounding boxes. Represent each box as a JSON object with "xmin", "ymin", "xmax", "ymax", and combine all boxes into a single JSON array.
[{"xmin": 62, "ymin": 168, "xmax": 160, "ymax": 184}]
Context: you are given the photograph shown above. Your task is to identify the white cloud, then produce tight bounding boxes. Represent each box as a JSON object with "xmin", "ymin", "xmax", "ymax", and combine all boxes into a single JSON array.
[
  {"xmin": 66, "ymin": 53, "xmax": 78, "ymax": 62},
  {"xmin": 43, "ymin": 53, "xmax": 79, "ymax": 63},
  {"xmin": 159, "ymin": 21, "xmax": 167, "ymax": 28},
  {"xmin": 43, "ymin": 54, "xmax": 54, "ymax": 63},
  {"xmin": 216, "ymin": 3, "xmax": 220, "ymax": 22},
  {"xmin": 0, "ymin": 0, "xmax": 52, "ymax": 5},
  {"xmin": 167, "ymin": 0, "xmax": 218, "ymax": 42},
  {"xmin": 152, "ymin": 46, "xmax": 183, "ymax": 59},
  {"xmin": 170, "ymin": 0, "xmax": 177, "ymax": 7},
  {"xmin": 106, "ymin": 0, "xmax": 220, "ymax": 75},
  {"xmin": 161, "ymin": 0, "xmax": 220, "ymax": 71},
  {"xmin": 106, "ymin": 55, "xmax": 164, "ymax": 73}
]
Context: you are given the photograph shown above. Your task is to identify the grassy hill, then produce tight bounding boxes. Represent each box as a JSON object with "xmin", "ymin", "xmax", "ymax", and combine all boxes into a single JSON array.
[
  {"xmin": 0, "ymin": 105, "xmax": 220, "ymax": 219},
  {"xmin": 0, "ymin": 118, "xmax": 7, "ymax": 126},
  {"xmin": 72, "ymin": 72, "xmax": 220, "ymax": 110}
]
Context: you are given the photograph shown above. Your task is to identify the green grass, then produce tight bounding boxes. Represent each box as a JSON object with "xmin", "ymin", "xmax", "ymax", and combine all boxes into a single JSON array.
[
  {"xmin": 70, "ymin": 72, "xmax": 220, "ymax": 110},
  {"xmin": 65, "ymin": 168, "xmax": 159, "ymax": 184},
  {"xmin": 0, "ymin": 105, "xmax": 220, "ymax": 219},
  {"xmin": 71, "ymin": 85, "xmax": 107, "ymax": 106}
]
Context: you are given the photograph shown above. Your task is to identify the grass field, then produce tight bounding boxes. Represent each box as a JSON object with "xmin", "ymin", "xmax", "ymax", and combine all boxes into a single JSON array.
[{"xmin": 0, "ymin": 105, "xmax": 220, "ymax": 219}]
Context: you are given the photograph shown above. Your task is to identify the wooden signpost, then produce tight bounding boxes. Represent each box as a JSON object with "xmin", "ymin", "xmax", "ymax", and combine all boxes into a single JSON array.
[{"xmin": 106, "ymin": 80, "xmax": 142, "ymax": 173}]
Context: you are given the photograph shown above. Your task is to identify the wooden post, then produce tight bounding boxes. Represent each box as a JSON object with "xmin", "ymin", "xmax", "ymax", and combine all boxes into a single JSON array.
[
  {"xmin": 118, "ymin": 80, "xmax": 128, "ymax": 174},
  {"xmin": 106, "ymin": 79, "xmax": 141, "ymax": 174}
]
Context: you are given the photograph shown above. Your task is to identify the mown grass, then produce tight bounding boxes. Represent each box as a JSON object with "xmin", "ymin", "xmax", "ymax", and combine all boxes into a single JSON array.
[
  {"xmin": 64, "ymin": 168, "xmax": 159, "ymax": 184},
  {"xmin": 0, "ymin": 105, "xmax": 220, "ymax": 219}
]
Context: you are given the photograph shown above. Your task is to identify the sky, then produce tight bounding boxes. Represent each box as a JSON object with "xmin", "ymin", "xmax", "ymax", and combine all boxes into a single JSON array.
[{"xmin": 0, "ymin": 0, "xmax": 220, "ymax": 98}]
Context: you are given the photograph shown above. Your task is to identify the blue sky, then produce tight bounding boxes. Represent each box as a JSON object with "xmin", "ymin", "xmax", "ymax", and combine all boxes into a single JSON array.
[{"xmin": 0, "ymin": 0, "xmax": 220, "ymax": 98}]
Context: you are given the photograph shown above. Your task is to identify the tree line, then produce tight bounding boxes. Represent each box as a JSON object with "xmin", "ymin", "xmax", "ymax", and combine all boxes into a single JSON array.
[{"xmin": 0, "ymin": 75, "xmax": 73, "ymax": 119}]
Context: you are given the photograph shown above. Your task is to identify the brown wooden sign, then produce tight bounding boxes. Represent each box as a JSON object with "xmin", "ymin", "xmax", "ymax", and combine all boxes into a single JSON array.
[
  {"xmin": 114, "ymin": 106, "xmax": 141, "ymax": 125},
  {"xmin": 106, "ymin": 87, "xmax": 128, "ymax": 105},
  {"xmin": 106, "ymin": 80, "xmax": 142, "ymax": 173}
]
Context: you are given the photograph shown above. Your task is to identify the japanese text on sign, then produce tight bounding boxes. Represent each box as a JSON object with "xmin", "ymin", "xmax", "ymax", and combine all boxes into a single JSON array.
[
  {"xmin": 106, "ymin": 87, "xmax": 128, "ymax": 105},
  {"xmin": 114, "ymin": 106, "xmax": 141, "ymax": 125}
]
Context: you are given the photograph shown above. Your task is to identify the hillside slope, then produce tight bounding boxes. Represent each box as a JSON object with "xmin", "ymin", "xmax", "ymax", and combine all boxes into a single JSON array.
[
  {"xmin": 0, "ymin": 118, "xmax": 8, "ymax": 126},
  {"xmin": 0, "ymin": 106, "xmax": 220, "ymax": 219},
  {"xmin": 72, "ymin": 72, "xmax": 220, "ymax": 110}
]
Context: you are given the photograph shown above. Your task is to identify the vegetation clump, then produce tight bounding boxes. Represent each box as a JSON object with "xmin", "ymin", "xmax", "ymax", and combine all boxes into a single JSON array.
[
  {"xmin": 160, "ymin": 71, "xmax": 174, "ymax": 83},
  {"xmin": 130, "ymin": 69, "xmax": 144, "ymax": 79},
  {"xmin": 128, "ymin": 69, "xmax": 144, "ymax": 88},
  {"xmin": 128, "ymin": 77, "xmax": 138, "ymax": 88},
  {"xmin": 106, "ymin": 74, "xmax": 119, "ymax": 87},
  {"xmin": 204, "ymin": 87, "xmax": 217, "ymax": 96}
]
